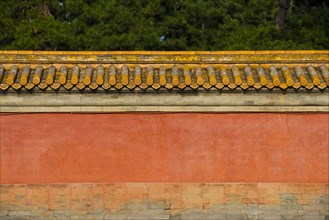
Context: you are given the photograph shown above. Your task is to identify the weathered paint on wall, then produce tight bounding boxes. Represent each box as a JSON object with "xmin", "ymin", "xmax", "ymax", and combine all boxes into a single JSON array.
[
  {"xmin": 0, "ymin": 183, "xmax": 328, "ymax": 220},
  {"xmin": 1, "ymin": 113, "xmax": 328, "ymax": 184}
]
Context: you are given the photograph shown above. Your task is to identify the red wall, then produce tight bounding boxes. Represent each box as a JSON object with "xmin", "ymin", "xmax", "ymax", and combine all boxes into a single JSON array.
[{"xmin": 0, "ymin": 113, "xmax": 328, "ymax": 184}]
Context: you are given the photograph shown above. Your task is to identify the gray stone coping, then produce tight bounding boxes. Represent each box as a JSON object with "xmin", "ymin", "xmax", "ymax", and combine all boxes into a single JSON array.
[{"xmin": 1, "ymin": 91, "xmax": 328, "ymax": 112}]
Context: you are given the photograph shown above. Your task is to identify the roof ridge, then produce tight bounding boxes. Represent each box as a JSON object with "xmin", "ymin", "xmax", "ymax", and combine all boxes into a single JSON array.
[{"xmin": 0, "ymin": 50, "xmax": 329, "ymax": 56}]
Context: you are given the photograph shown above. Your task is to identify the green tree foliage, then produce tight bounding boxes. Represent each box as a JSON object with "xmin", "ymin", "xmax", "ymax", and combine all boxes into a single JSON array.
[{"xmin": 0, "ymin": 0, "xmax": 328, "ymax": 50}]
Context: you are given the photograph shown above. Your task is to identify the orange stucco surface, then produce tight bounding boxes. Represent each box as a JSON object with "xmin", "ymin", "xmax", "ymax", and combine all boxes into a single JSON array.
[{"xmin": 0, "ymin": 113, "xmax": 328, "ymax": 184}]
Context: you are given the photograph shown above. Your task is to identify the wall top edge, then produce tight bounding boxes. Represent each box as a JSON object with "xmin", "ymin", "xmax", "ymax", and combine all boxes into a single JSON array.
[{"xmin": 0, "ymin": 50, "xmax": 328, "ymax": 56}]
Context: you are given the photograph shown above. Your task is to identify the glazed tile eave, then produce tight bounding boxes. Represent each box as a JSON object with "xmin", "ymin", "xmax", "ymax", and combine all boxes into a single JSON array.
[{"xmin": 0, "ymin": 50, "xmax": 328, "ymax": 92}]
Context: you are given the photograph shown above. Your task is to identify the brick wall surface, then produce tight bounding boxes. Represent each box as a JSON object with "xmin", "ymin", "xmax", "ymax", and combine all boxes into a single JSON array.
[{"xmin": 0, "ymin": 183, "xmax": 328, "ymax": 220}]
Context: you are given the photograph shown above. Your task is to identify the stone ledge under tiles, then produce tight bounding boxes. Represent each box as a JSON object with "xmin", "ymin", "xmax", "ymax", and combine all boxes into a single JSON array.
[{"xmin": 1, "ymin": 91, "xmax": 328, "ymax": 112}]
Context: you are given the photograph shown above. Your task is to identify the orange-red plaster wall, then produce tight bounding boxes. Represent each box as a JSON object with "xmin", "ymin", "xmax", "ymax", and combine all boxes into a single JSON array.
[{"xmin": 0, "ymin": 113, "xmax": 328, "ymax": 184}]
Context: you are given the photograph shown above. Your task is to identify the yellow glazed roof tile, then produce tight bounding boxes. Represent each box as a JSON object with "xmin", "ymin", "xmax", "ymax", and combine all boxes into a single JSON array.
[{"xmin": 0, "ymin": 50, "xmax": 328, "ymax": 92}]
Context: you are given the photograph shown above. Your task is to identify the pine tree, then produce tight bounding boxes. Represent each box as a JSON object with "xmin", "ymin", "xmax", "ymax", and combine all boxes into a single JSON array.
[{"xmin": 0, "ymin": 0, "xmax": 328, "ymax": 50}]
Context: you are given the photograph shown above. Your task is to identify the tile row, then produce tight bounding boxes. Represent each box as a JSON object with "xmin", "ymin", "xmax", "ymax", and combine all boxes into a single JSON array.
[{"xmin": 0, "ymin": 64, "xmax": 328, "ymax": 91}]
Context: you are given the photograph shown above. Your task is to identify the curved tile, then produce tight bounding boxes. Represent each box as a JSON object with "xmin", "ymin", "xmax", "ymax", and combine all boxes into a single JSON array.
[{"xmin": 0, "ymin": 55, "xmax": 327, "ymax": 92}]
